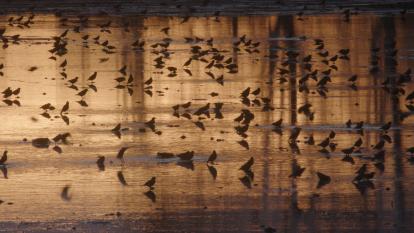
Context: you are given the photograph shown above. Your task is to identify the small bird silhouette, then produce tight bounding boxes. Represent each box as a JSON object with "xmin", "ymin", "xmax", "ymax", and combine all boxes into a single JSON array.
[
  {"xmin": 61, "ymin": 185, "xmax": 72, "ymax": 201},
  {"xmin": 207, "ymin": 150, "xmax": 217, "ymax": 164},
  {"xmin": 380, "ymin": 122, "xmax": 392, "ymax": 132},
  {"xmin": 96, "ymin": 156, "xmax": 105, "ymax": 171},
  {"xmin": 240, "ymin": 157, "xmax": 254, "ymax": 172},
  {"xmin": 289, "ymin": 163, "xmax": 305, "ymax": 178},
  {"xmin": 0, "ymin": 150, "xmax": 7, "ymax": 165},
  {"xmin": 144, "ymin": 177, "xmax": 156, "ymax": 190},
  {"xmin": 117, "ymin": 171, "xmax": 128, "ymax": 185},
  {"xmin": 117, "ymin": 147, "xmax": 129, "ymax": 162},
  {"xmin": 317, "ymin": 172, "xmax": 331, "ymax": 188},
  {"xmin": 177, "ymin": 151, "xmax": 194, "ymax": 161},
  {"xmin": 318, "ymin": 137, "xmax": 330, "ymax": 148}
]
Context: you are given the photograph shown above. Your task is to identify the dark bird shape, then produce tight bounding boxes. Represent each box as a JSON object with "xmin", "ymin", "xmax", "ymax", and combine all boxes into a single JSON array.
[
  {"xmin": 60, "ymin": 101, "xmax": 69, "ymax": 114},
  {"xmin": 380, "ymin": 122, "xmax": 392, "ymax": 131},
  {"xmin": 373, "ymin": 140, "xmax": 385, "ymax": 150},
  {"xmin": 354, "ymin": 138, "xmax": 363, "ymax": 148},
  {"xmin": 194, "ymin": 121, "xmax": 205, "ymax": 130},
  {"xmin": 144, "ymin": 177, "xmax": 156, "ymax": 189},
  {"xmin": 238, "ymin": 139, "xmax": 249, "ymax": 150},
  {"xmin": 207, "ymin": 165, "xmax": 217, "ymax": 180},
  {"xmin": 119, "ymin": 65, "xmax": 127, "ymax": 75},
  {"xmin": 157, "ymin": 152, "xmax": 175, "ymax": 159},
  {"xmin": 2, "ymin": 87, "xmax": 12, "ymax": 98},
  {"xmin": 32, "ymin": 138, "xmax": 51, "ymax": 148},
  {"xmin": 96, "ymin": 156, "xmax": 105, "ymax": 171},
  {"xmin": 234, "ymin": 112, "xmax": 244, "ymax": 123},
  {"xmin": 145, "ymin": 117, "xmax": 156, "ymax": 130},
  {"xmin": 61, "ymin": 185, "xmax": 72, "ymax": 201},
  {"xmin": 251, "ymin": 88, "xmax": 261, "ymax": 96},
  {"xmin": 354, "ymin": 121, "xmax": 364, "ymax": 129},
  {"xmin": 160, "ymin": 27, "xmax": 170, "ymax": 35},
  {"xmin": 318, "ymin": 137, "xmax": 330, "ymax": 148},
  {"xmin": 193, "ymin": 103, "xmax": 210, "ymax": 116},
  {"xmin": 348, "ymin": 75, "xmax": 357, "ymax": 82},
  {"xmin": 239, "ymin": 175, "xmax": 252, "ymax": 189},
  {"xmin": 374, "ymin": 150, "xmax": 385, "ymax": 162},
  {"xmin": 117, "ymin": 147, "xmax": 129, "ymax": 161},
  {"xmin": 181, "ymin": 101, "xmax": 191, "ymax": 108},
  {"xmin": 289, "ymin": 127, "xmax": 302, "ymax": 142},
  {"xmin": 317, "ymin": 172, "xmax": 331, "ymax": 188},
  {"xmin": 272, "ymin": 119, "xmax": 283, "ymax": 127},
  {"xmin": 111, "ymin": 123, "xmax": 121, "ymax": 134},
  {"xmin": 239, "ymin": 157, "xmax": 254, "ymax": 172},
  {"xmin": 342, "ymin": 155, "xmax": 355, "ymax": 165},
  {"xmin": 240, "ymin": 87, "xmax": 250, "ymax": 98},
  {"xmin": 207, "ymin": 150, "xmax": 217, "ymax": 164},
  {"xmin": 305, "ymin": 135, "xmax": 315, "ymax": 145},
  {"xmin": 144, "ymin": 190, "xmax": 156, "ymax": 202},
  {"xmin": 0, "ymin": 166, "xmax": 7, "ymax": 179},
  {"xmin": 68, "ymin": 77, "xmax": 78, "ymax": 84},
  {"xmin": 298, "ymin": 103, "xmax": 312, "ymax": 114},
  {"xmin": 329, "ymin": 131, "xmax": 336, "ymax": 139},
  {"xmin": 88, "ymin": 72, "xmax": 97, "ymax": 81},
  {"xmin": 60, "ymin": 59, "xmax": 67, "ymax": 68},
  {"xmin": 341, "ymin": 146, "xmax": 354, "ymax": 155},
  {"xmin": 77, "ymin": 88, "xmax": 88, "ymax": 97},
  {"xmin": 144, "ymin": 77, "xmax": 153, "ymax": 85},
  {"xmin": 117, "ymin": 171, "xmax": 128, "ymax": 185},
  {"xmin": 177, "ymin": 151, "xmax": 194, "ymax": 161},
  {"xmin": 356, "ymin": 164, "xmax": 367, "ymax": 175},
  {"xmin": 289, "ymin": 163, "xmax": 305, "ymax": 178},
  {"xmin": 346, "ymin": 119, "xmax": 352, "ymax": 128},
  {"xmin": 12, "ymin": 88, "xmax": 20, "ymax": 95},
  {"xmin": 0, "ymin": 151, "xmax": 7, "ymax": 165}
]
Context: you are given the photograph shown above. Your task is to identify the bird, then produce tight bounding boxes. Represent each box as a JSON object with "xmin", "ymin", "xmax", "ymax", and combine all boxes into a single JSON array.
[
  {"xmin": 111, "ymin": 124, "xmax": 121, "ymax": 138},
  {"xmin": 207, "ymin": 150, "xmax": 217, "ymax": 164},
  {"xmin": 380, "ymin": 121, "xmax": 392, "ymax": 132},
  {"xmin": 240, "ymin": 157, "xmax": 254, "ymax": 172},
  {"xmin": 177, "ymin": 151, "xmax": 194, "ymax": 161},
  {"xmin": 181, "ymin": 102, "xmax": 191, "ymax": 108},
  {"xmin": 348, "ymin": 75, "xmax": 357, "ymax": 82},
  {"xmin": 272, "ymin": 119, "xmax": 283, "ymax": 127},
  {"xmin": 354, "ymin": 121, "xmax": 364, "ymax": 129},
  {"xmin": 145, "ymin": 118, "xmax": 156, "ymax": 130},
  {"xmin": 346, "ymin": 119, "xmax": 352, "ymax": 128},
  {"xmin": 289, "ymin": 163, "xmax": 305, "ymax": 178},
  {"xmin": 341, "ymin": 146, "xmax": 354, "ymax": 156},
  {"xmin": 144, "ymin": 177, "xmax": 156, "ymax": 190},
  {"xmin": 318, "ymin": 137, "xmax": 330, "ymax": 148},
  {"xmin": 354, "ymin": 138, "xmax": 363, "ymax": 148},
  {"xmin": 373, "ymin": 140, "xmax": 385, "ymax": 150},
  {"xmin": 317, "ymin": 172, "xmax": 331, "ymax": 188},
  {"xmin": 117, "ymin": 171, "xmax": 128, "ymax": 185},
  {"xmin": 355, "ymin": 164, "xmax": 367, "ymax": 175},
  {"xmin": 88, "ymin": 72, "xmax": 97, "ymax": 81},
  {"xmin": 77, "ymin": 88, "xmax": 88, "ymax": 97},
  {"xmin": 68, "ymin": 77, "xmax": 78, "ymax": 84},
  {"xmin": 0, "ymin": 151, "xmax": 7, "ymax": 165},
  {"xmin": 96, "ymin": 156, "xmax": 105, "ymax": 171},
  {"xmin": 60, "ymin": 101, "xmax": 69, "ymax": 114},
  {"xmin": 61, "ymin": 185, "xmax": 72, "ymax": 201},
  {"xmin": 117, "ymin": 147, "xmax": 129, "ymax": 162},
  {"xmin": 289, "ymin": 127, "xmax": 302, "ymax": 142}
]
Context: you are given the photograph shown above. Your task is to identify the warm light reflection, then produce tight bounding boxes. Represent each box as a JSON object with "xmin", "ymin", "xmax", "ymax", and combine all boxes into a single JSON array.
[{"xmin": 0, "ymin": 12, "xmax": 412, "ymax": 233}]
